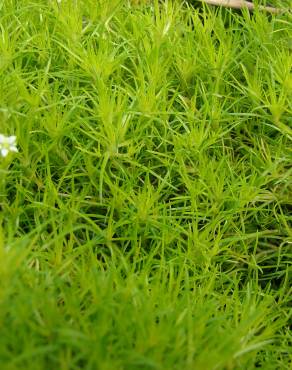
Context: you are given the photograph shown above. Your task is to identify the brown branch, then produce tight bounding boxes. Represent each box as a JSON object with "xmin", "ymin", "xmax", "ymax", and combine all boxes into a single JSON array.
[{"xmin": 199, "ymin": 0, "xmax": 286, "ymax": 14}]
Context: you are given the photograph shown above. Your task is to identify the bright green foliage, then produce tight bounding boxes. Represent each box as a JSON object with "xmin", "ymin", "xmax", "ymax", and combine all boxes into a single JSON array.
[{"xmin": 0, "ymin": 1, "xmax": 291, "ymax": 369}]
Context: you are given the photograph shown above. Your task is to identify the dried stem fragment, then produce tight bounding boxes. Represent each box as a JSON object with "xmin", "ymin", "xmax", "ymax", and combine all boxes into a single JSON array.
[{"xmin": 199, "ymin": 0, "xmax": 286, "ymax": 14}]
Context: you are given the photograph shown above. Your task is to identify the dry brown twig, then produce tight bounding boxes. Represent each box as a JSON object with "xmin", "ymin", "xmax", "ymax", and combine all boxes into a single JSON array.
[
  {"xmin": 198, "ymin": 0, "xmax": 288, "ymax": 14},
  {"xmin": 131, "ymin": 1, "xmax": 291, "ymax": 14}
]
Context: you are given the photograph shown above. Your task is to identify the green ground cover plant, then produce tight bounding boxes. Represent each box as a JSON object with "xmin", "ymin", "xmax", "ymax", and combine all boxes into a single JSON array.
[{"xmin": 0, "ymin": 0, "xmax": 291, "ymax": 369}]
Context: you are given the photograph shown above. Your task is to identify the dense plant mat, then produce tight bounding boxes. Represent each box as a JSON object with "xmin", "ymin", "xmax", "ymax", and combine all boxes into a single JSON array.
[{"xmin": 0, "ymin": 1, "xmax": 291, "ymax": 369}]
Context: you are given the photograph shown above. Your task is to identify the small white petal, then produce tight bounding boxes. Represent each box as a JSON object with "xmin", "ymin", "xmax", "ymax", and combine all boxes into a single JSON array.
[
  {"xmin": 7, "ymin": 136, "xmax": 17, "ymax": 144},
  {"xmin": 0, "ymin": 134, "xmax": 4, "ymax": 144},
  {"xmin": 10, "ymin": 146, "xmax": 18, "ymax": 152},
  {"xmin": 1, "ymin": 148, "xmax": 9, "ymax": 157}
]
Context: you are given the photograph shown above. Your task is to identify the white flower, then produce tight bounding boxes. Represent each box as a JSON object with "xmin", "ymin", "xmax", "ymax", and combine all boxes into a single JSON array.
[{"xmin": 0, "ymin": 134, "xmax": 18, "ymax": 157}]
